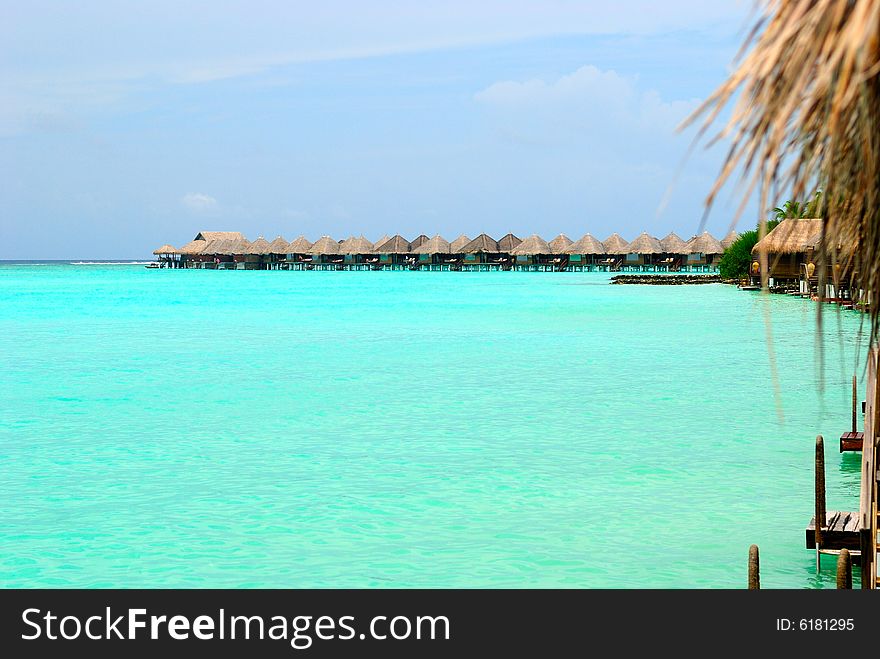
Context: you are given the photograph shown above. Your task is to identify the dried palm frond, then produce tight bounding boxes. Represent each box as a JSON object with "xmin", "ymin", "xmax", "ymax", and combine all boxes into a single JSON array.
[{"xmin": 684, "ymin": 0, "xmax": 880, "ymax": 342}]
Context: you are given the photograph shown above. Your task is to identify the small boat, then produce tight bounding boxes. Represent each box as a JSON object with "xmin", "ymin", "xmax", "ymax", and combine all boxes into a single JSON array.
[{"xmin": 145, "ymin": 262, "xmax": 161, "ymax": 269}]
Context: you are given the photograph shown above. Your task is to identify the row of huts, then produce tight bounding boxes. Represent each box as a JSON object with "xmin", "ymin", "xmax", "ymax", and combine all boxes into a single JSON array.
[{"xmin": 153, "ymin": 230, "xmax": 739, "ymax": 272}]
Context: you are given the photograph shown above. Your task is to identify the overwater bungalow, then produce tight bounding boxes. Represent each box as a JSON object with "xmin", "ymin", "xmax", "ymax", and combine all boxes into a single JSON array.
[
  {"xmin": 510, "ymin": 234, "xmax": 554, "ymax": 271},
  {"xmin": 247, "ymin": 236, "xmax": 272, "ymax": 269},
  {"xmin": 750, "ymin": 218, "xmax": 823, "ymax": 287},
  {"xmin": 546, "ymin": 234, "xmax": 574, "ymax": 270},
  {"xmin": 460, "ymin": 233, "xmax": 503, "ymax": 271},
  {"xmin": 339, "ymin": 236, "xmax": 375, "ymax": 270},
  {"xmin": 285, "ymin": 236, "xmax": 314, "ymax": 269},
  {"xmin": 411, "ymin": 235, "xmax": 453, "ymax": 270},
  {"xmin": 177, "ymin": 231, "xmax": 246, "ymax": 268},
  {"xmin": 152, "ymin": 244, "xmax": 180, "ymax": 268},
  {"xmin": 308, "ymin": 236, "xmax": 342, "ymax": 269},
  {"xmin": 265, "ymin": 236, "xmax": 290, "ymax": 269},
  {"xmin": 601, "ymin": 233, "xmax": 629, "ymax": 270},
  {"xmin": 564, "ymin": 233, "xmax": 606, "ymax": 271},
  {"xmin": 658, "ymin": 232, "xmax": 688, "ymax": 270},
  {"xmin": 622, "ymin": 232, "xmax": 663, "ymax": 270},
  {"xmin": 373, "ymin": 234, "xmax": 412, "ymax": 269},
  {"xmin": 497, "ymin": 233, "xmax": 523, "ymax": 253},
  {"xmin": 683, "ymin": 232, "xmax": 724, "ymax": 271}
]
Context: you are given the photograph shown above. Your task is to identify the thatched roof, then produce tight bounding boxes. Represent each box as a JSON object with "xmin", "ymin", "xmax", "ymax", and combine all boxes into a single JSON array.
[
  {"xmin": 287, "ymin": 236, "xmax": 313, "ymax": 253},
  {"xmin": 412, "ymin": 234, "xmax": 451, "ymax": 254},
  {"xmin": 339, "ymin": 235, "xmax": 374, "ymax": 254},
  {"xmin": 372, "ymin": 235, "xmax": 389, "ymax": 250},
  {"xmin": 450, "ymin": 234, "xmax": 471, "ymax": 252},
  {"xmin": 308, "ymin": 236, "xmax": 340, "ymax": 255},
  {"xmin": 686, "ymin": 231, "xmax": 724, "ymax": 255},
  {"xmin": 659, "ymin": 232, "xmax": 688, "ymax": 254},
  {"xmin": 547, "ymin": 234, "xmax": 573, "ymax": 253},
  {"xmin": 460, "ymin": 233, "xmax": 499, "ymax": 253},
  {"xmin": 266, "ymin": 236, "xmax": 290, "ymax": 254},
  {"xmin": 194, "ymin": 231, "xmax": 244, "ymax": 242},
  {"xmin": 375, "ymin": 234, "xmax": 411, "ymax": 254},
  {"xmin": 409, "ymin": 234, "xmax": 430, "ymax": 250},
  {"xmin": 624, "ymin": 232, "xmax": 663, "ymax": 254},
  {"xmin": 751, "ymin": 218, "xmax": 822, "ymax": 255},
  {"xmin": 247, "ymin": 236, "xmax": 272, "ymax": 255},
  {"xmin": 565, "ymin": 234, "xmax": 606, "ymax": 255},
  {"xmin": 510, "ymin": 234, "xmax": 552, "ymax": 255},
  {"xmin": 497, "ymin": 233, "xmax": 523, "ymax": 252},
  {"xmin": 602, "ymin": 233, "xmax": 629, "ymax": 253},
  {"xmin": 152, "ymin": 244, "xmax": 178, "ymax": 255},
  {"xmin": 228, "ymin": 238, "xmax": 252, "ymax": 255},
  {"xmin": 178, "ymin": 239, "xmax": 209, "ymax": 255},
  {"xmin": 720, "ymin": 230, "xmax": 740, "ymax": 250}
]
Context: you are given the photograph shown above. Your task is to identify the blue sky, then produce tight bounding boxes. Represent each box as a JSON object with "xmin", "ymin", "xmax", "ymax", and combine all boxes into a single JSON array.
[{"xmin": 0, "ymin": 1, "xmax": 757, "ymax": 258}]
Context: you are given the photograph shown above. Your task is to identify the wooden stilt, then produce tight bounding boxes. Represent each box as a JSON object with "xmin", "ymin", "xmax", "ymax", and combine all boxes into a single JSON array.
[
  {"xmin": 748, "ymin": 544, "xmax": 760, "ymax": 589},
  {"xmin": 815, "ymin": 435, "xmax": 826, "ymax": 573},
  {"xmin": 836, "ymin": 549, "xmax": 852, "ymax": 589}
]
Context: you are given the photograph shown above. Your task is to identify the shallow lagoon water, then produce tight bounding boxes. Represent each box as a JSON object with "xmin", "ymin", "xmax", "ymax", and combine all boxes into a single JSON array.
[{"xmin": 0, "ymin": 264, "xmax": 868, "ymax": 588}]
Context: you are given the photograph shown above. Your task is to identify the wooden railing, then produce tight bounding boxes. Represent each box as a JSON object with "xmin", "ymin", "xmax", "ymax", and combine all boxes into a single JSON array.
[{"xmin": 859, "ymin": 346, "xmax": 879, "ymax": 588}]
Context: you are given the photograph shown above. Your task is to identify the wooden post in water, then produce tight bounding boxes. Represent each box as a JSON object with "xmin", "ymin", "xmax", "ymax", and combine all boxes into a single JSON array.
[
  {"xmin": 836, "ymin": 549, "xmax": 852, "ymax": 589},
  {"xmin": 852, "ymin": 375, "xmax": 858, "ymax": 433},
  {"xmin": 748, "ymin": 544, "xmax": 760, "ymax": 589},
  {"xmin": 815, "ymin": 435, "xmax": 826, "ymax": 573}
]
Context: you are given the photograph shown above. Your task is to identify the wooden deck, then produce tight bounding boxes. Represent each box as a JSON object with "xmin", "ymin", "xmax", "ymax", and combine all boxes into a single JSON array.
[
  {"xmin": 841, "ymin": 431, "xmax": 864, "ymax": 452},
  {"xmin": 806, "ymin": 511, "xmax": 861, "ymax": 551}
]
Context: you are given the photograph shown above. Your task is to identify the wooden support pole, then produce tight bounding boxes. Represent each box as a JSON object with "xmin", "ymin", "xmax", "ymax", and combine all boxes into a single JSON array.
[
  {"xmin": 836, "ymin": 549, "xmax": 852, "ymax": 589},
  {"xmin": 815, "ymin": 435, "xmax": 826, "ymax": 572},
  {"xmin": 748, "ymin": 544, "xmax": 760, "ymax": 589},
  {"xmin": 852, "ymin": 375, "xmax": 858, "ymax": 433}
]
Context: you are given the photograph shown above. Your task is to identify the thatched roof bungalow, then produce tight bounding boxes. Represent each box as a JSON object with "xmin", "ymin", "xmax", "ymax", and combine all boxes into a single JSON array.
[
  {"xmin": 565, "ymin": 234, "xmax": 606, "ymax": 255},
  {"xmin": 410, "ymin": 234, "xmax": 452, "ymax": 267},
  {"xmin": 750, "ymin": 218, "xmax": 823, "ymax": 282},
  {"xmin": 152, "ymin": 244, "xmax": 178, "ymax": 255},
  {"xmin": 683, "ymin": 231, "xmax": 724, "ymax": 269},
  {"xmin": 659, "ymin": 232, "xmax": 688, "ymax": 255},
  {"xmin": 375, "ymin": 235, "xmax": 411, "ymax": 254},
  {"xmin": 622, "ymin": 232, "xmax": 663, "ymax": 267},
  {"xmin": 720, "ymin": 230, "xmax": 740, "ymax": 250},
  {"xmin": 267, "ymin": 236, "xmax": 290, "ymax": 254},
  {"xmin": 248, "ymin": 236, "xmax": 272, "ymax": 255}
]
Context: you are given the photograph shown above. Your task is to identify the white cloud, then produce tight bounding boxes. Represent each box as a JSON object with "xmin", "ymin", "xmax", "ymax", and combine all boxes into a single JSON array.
[{"xmin": 181, "ymin": 192, "xmax": 218, "ymax": 212}]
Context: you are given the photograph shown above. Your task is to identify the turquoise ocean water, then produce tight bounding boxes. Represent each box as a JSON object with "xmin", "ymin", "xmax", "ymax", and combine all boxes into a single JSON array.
[{"xmin": 0, "ymin": 264, "xmax": 869, "ymax": 588}]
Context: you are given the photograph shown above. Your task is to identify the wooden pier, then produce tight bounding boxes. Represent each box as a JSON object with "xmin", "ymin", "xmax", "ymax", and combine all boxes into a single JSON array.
[{"xmin": 840, "ymin": 375, "xmax": 864, "ymax": 452}]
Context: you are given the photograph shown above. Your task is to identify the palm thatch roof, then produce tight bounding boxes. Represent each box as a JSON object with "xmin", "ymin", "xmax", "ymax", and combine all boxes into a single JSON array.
[
  {"xmin": 685, "ymin": 232, "xmax": 724, "ymax": 255},
  {"xmin": 412, "ymin": 234, "xmax": 451, "ymax": 254},
  {"xmin": 720, "ymin": 230, "xmax": 740, "ymax": 250},
  {"xmin": 510, "ymin": 234, "xmax": 552, "ymax": 255},
  {"xmin": 685, "ymin": 0, "xmax": 879, "ymax": 337},
  {"xmin": 203, "ymin": 238, "xmax": 242, "ymax": 255},
  {"xmin": 450, "ymin": 234, "xmax": 471, "ymax": 252},
  {"xmin": 266, "ymin": 236, "xmax": 289, "ymax": 254},
  {"xmin": 751, "ymin": 218, "xmax": 823, "ymax": 255},
  {"xmin": 497, "ymin": 233, "xmax": 523, "ymax": 252},
  {"xmin": 460, "ymin": 233, "xmax": 499, "ymax": 253},
  {"xmin": 152, "ymin": 244, "xmax": 178, "ymax": 255},
  {"xmin": 339, "ymin": 235, "xmax": 374, "ymax": 254},
  {"xmin": 247, "ymin": 236, "xmax": 272, "ymax": 255},
  {"xmin": 548, "ymin": 234, "xmax": 574, "ymax": 254},
  {"xmin": 308, "ymin": 236, "xmax": 340, "ymax": 255},
  {"xmin": 194, "ymin": 231, "xmax": 245, "ymax": 242},
  {"xmin": 602, "ymin": 233, "xmax": 629, "ymax": 253},
  {"xmin": 287, "ymin": 236, "xmax": 313, "ymax": 253},
  {"xmin": 375, "ymin": 234, "xmax": 411, "ymax": 254},
  {"xmin": 624, "ymin": 232, "xmax": 663, "ymax": 254},
  {"xmin": 409, "ymin": 234, "xmax": 430, "ymax": 250},
  {"xmin": 565, "ymin": 234, "xmax": 606, "ymax": 255},
  {"xmin": 178, "ymin": 239, "xmax": 209, "ymax": 255},
  {"xmin": 659, "ymin": 232, "xmax": 688, "ymax": 254},
  {"xmin": 372, "ymin": 235, "xmax": 389, "ymax": 250},
  {"xmin": 228, "ymin": 237, "xmax": 252, "ymax": 255}
]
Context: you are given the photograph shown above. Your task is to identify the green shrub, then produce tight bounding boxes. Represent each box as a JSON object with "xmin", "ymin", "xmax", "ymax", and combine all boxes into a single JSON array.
[{"xmin": 718, "ymin": 219, "xmax": 780, "ymax": 279}]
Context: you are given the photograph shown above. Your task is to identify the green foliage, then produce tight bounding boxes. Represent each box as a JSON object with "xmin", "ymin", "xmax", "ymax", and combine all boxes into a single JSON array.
[{"xmin": 719, "ymin": 229, "xmax": 758, "ymax": 279}]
